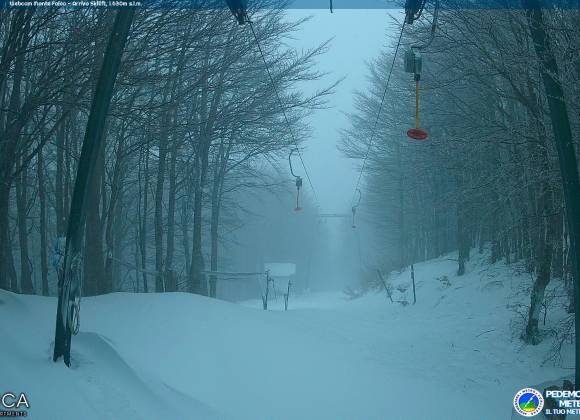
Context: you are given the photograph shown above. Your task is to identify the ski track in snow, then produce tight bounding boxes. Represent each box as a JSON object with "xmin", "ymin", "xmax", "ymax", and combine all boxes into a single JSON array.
[{"xmin": 0, "ymin": 250, "xmax": 572, "ymax": 419}]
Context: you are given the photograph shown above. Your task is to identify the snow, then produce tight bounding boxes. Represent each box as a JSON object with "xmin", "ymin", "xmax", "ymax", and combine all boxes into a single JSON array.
[
  {"xmin": 264, "ymin": 262, "xmax": 296, "ymax": 277},
  {"xmin": 0, "ymin": 250, "xmax": 572, "ymax": 419}
]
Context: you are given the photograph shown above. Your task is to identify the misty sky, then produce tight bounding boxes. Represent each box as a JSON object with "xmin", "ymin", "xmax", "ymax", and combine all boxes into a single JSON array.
[{"xmin": 285, "ymin": 8, "xmax": 404, "ymax": 213}]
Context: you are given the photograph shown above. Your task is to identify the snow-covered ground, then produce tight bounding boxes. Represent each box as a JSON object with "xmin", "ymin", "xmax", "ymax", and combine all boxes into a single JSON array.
[{"xmin": 0, "ymin": 250, "xmax": 572, "ymax": 419}]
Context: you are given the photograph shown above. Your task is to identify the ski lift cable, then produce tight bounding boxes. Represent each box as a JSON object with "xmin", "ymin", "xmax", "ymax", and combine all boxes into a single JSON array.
[
  {"xmin": 350, "ymin": 21, "xmax": 406, "ymax": 207},
  {"xmin": 247, "ymin": 20, "xmax": 320, "ymax": 205},
  {"xmin": 200, "ymin": 270, "xmax": 266, "ymax": 277}
]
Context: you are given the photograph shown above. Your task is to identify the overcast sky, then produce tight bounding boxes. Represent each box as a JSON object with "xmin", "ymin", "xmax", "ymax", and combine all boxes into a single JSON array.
[{"xmin": 285, "ymin": 8, "xmax": 404, "ymax": 214}]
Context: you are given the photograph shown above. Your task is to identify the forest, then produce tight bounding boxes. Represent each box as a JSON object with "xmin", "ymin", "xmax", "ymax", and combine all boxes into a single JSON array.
[
  {"xmin": 341, "ymin": 4, "xmax": 580, "ymax": 346},
  {"xmin": 1, "ymin": 1, "xmax": 580, "ymax": 418},
  {"xmin": 0, "ymin": 2, "xmax": 328, "ymax": 299}
]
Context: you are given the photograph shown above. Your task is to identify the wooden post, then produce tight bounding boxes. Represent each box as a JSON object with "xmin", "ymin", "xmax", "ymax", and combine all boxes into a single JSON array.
[
  {"xmin": 377, "ymin": 270, "xmax": 393, "ymax": 303},
  {"xmin": 411, "ymin": 264, "xmax": 416, "ymax": 305},
  {"xmin": 166, "ymin": 270, "xmax": 177, "ymax": 292},
  {"xmin": 262, "ymin": 271, "xmax": 270, "ymax": 310},
  {"xmin": 284, "ymin": 281, "xmax": 291, "ymax": 311}
]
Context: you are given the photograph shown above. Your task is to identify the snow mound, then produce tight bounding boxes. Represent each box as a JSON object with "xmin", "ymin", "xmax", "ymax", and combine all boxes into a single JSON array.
[
  {"xmin": 0, "ymin": 249, "xmax": 572, "ymax": 419},
  {"xmin": 0, "ymin": 292, "xmax": 222, "ymax": 420}
]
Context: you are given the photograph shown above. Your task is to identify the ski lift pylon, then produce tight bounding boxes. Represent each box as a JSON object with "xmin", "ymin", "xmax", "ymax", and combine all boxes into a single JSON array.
[
  {"xmin": 405, "ymin": 0, "xmax": 426, "ymax": 24},
  {"xmin": 225, "ymin": 0, "xmax": 249, "ymax": 25}
]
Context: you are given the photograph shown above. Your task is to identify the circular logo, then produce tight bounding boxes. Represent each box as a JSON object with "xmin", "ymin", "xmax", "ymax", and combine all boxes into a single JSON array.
[{"xmin": 513, "ymin": 388, "xmax": 544, "ymax": 417}]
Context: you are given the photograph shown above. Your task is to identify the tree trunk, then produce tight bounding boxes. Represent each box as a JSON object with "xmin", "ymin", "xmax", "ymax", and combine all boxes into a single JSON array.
[
  {"xmin": 164, "ymin": 123, "xmax": 178, "ymax": 292},
  {"xmin": 188, "ymin": 39, "xmax": 226, "ymax": 296},
  {"xmin": 55, "ymin": 109, "xmax": 66, "ymax": 237},
  {"xmin": 396, "ymin": 142, "xmax": 406, "ymax": 268},
  {"xmin": 209, "ymin": 152, "xmax": 221, "ymax": 299},
  {"xmin": 0, "ymin": 183, "xmax": 17, "ymax": 291},
  {"xmin": 104, "ymin": 128, "xmax": 128, "ymax": 293},
  {"xmin": 181, "ymin": 191, "xmax": 191, "ymax": 281},
  {"xmin": 16, "ymin": 162, "xmax": 33, "ymax": 294},
  {"xmin": 456, "ymin": 204, "xmax": 469, "ymax": 276},
  {"xmin": 456, "ymin": 174, "xmax": 470, "ymax": 276},
  {"xmin": 53, "ymin": 9, "xmax": 135, "ymax": 366},
  {"xmin": 208, "ymin": 138, "xmax": 231, "ymax": 298},
  {"xmin": 524, "ymin": 180, "xmax": 555, "ymax": 344},
  {"xmin": 0, "ymin": 26, "xmax": 26, "ymax": 293},
  {"xmin": 37, "ymin": 147, "xmax": 49, "ymax": 296},
  {"xmin": 83, "ymin": 130, "xmax": 106, "ymax": 296},
  {"xmin": 190, "ymin": 154, "xmax": 208, "ymax": 295},
  {"xmin": 154, "ymin": 112, "xmax": 169, "ymax": 293},
  {"xmin": 139, "ymin": 139, "xmax": 150, "ymax": 293}
]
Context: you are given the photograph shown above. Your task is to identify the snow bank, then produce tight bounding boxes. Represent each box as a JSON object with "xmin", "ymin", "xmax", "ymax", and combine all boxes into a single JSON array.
[
  {"xmin": 0, "ymin": 249, "xmax": 571, "ymax": 419},
  {"xmin": 264, "ymin": 262, "xmax": 296, "ymax": 277}
]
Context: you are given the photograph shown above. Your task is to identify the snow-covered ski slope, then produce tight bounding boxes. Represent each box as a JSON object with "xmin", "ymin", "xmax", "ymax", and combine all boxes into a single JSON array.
[{"xmin": 0, "ymin": 250, "xmax": 572, "ymax": 419}]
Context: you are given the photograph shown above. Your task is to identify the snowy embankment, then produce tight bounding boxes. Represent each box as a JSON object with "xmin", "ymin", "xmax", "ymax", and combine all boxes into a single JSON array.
[{"xmin": 0, "ymin": 250, "xmax": 572, "ymax": 419}]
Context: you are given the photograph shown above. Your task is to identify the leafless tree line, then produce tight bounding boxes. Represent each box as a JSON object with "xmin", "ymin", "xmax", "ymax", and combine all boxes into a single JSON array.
[
  {"xmin": 342, "ymin": 5, "xmax": 579, "ymax": 345},
  {"xmin": 0, "ymin": 3, "xmax": 334, "ymax": 298}
]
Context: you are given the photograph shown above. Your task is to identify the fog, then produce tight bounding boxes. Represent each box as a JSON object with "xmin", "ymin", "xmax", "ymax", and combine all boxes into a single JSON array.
[
  {"xmin": 2, "ymin": 3, "xmax": 579, "ymax": 418},
  {"xmin": 289, "ymin": 8, "xmax": 401, "ymax": 212},
  {"xmin": 221, "ymin": 9, "xmax": 403, "ymax": 300}
]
